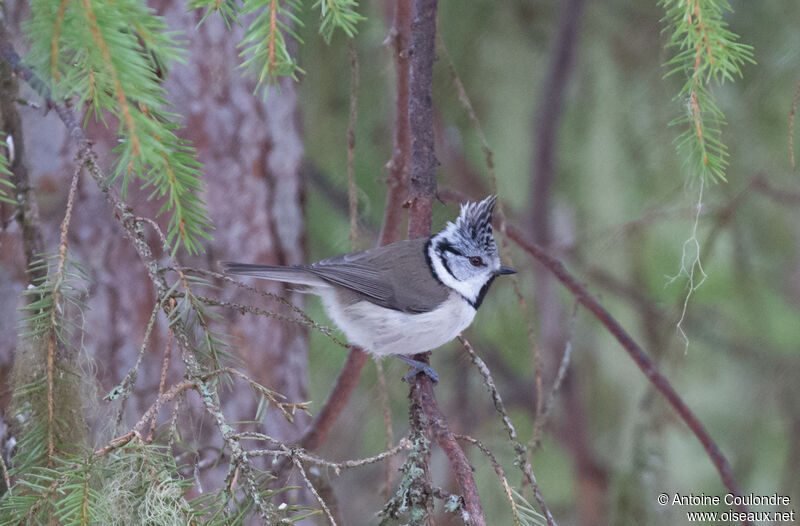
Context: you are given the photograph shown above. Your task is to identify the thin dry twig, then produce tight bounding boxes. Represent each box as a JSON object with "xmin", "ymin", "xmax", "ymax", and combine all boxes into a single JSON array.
[
  {"xmin": 374, "ymin": 359, "xmax": 395, "ymax": 499},
  {"xmin": 790, "ymin": 80, "xmax": 800, "ymax": 169},
  {"xmin": 240, "ymin": 432, "xmax": 410, "ymax": 475},
  {"xmin": 182, "ymin": 266, "xmax": 325, "ymax": 329},
  {"xmin": 404, "ymin": 0, "xmax": 487, "ymax": 522},
  {"xmin": 202, "ymin": 367, "xmax": 310, "ymax": 421},
  {"xmin": 291, "ymin": 456, "xmax": 338, "ymax": 526},
  {"xmin": 148, "ymin": 324, "xmax": 174, "ymax": 443},
  {"xmin": 458, "ymin": 336, "xmax": 558, "ymax": 526},
  {"xmin": 0, "ymin": 452, "xmax": 11, "ymax": 497},
  {"xmin": 112, "ymin": 299, "xmax": 163, "ymax": 431},
  {"xmin": 0, "ymin": 36, "xmax": 317, "ymax": 524},
  {"xmin": 191, "ymin": 294, "xmax": 350, "ymax": 348},
  {"xmin": 269, "ymin": 347, "xmax": 370, "ymax": 481},
  {"xmin": 94, "ymin": 379, "xmax": 196, "ymax": 456},
  {"xmin": 44, "ymin": 159, "xmax": 82, "ymax": 462},
  {"xmin": 438, "ymin": 38, "xmax": 545, "ymax": 432},
  {"xmin": 455, "ymin": 434, "xmax": 521, "ymax": 526},
  {"xmin": 502, "ymin": 223, "xmax": 752, "ymax": 520},
  {"xmin": 531, "ymin": 300, "xmax": 578, "ymax": 448},
  {"xmin": 347, "ymin": 39, "xmax": 360, "ymax": 248}
]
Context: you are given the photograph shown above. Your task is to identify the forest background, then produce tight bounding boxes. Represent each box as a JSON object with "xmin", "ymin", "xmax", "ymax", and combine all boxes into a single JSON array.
[{"xmin": 0, "ymin": 0, "xmax": 798, "ymax": 525}]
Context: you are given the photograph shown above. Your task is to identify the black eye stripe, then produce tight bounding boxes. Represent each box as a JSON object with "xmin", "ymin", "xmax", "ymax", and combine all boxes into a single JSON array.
[{"xmin": 436, "ymin": 239, "xmax": 464, "ymax": 257}]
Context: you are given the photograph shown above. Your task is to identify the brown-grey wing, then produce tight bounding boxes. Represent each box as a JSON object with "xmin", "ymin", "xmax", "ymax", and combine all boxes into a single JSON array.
[
  {"xmin": 305, "ymin": 263, "xmax": 395, "ymax": 305},
  {"xmin": 309, "ymin": 238, "xmax": 449, "ymax": 313}
]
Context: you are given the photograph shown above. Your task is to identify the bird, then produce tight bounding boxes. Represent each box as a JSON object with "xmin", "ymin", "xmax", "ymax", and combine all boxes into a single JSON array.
[{"xmin": 221, "ymin": 195, "xmax": 515, "ymax": 383}]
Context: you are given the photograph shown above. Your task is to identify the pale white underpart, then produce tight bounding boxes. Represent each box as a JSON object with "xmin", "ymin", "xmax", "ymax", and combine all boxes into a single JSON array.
[{"xmin": 318, "ymin": 286, "xmax": 476, "ymax": 357}]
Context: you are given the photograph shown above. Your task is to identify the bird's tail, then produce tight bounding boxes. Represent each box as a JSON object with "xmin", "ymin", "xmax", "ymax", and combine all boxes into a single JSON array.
[{"xmin": 220, "ymin": 262, "xmax": 324, "ymax": 287}]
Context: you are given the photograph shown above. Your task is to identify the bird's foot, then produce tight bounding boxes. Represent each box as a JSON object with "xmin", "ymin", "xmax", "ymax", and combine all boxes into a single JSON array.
[{"xmin": 393, "ymin": 354, "xmax": 439, "ymax": 384}]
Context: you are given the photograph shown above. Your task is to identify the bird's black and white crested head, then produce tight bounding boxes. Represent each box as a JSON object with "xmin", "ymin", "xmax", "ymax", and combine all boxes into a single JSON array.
[
  {"xmin": 427, "ymin": 195, "xmax": 515, "ymax": 308},
  {"xmin": 453, "ymin": 194, "xmax": 499, "ymax": 255}
]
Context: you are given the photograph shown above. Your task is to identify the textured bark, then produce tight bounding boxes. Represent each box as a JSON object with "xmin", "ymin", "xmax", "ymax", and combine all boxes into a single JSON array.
[
  {"xmin": 407, "ymin": 0, "xmax": 438, "ymax": 239},
  {"xmin": 278, "ymin": 0, "xmax": 418, "ymax": 471},
  {"xmin": 406, "ymin": 0, "xmax": 486, "ymax": 524},
  {"xmin": 0, "ymin": 17, "xmax": 46, "ymax": 432},
  {"xmin": 380, "ymin": 0, "xmax": 413, "ymax": 246},
  {"xmin": 0, "ymin": 0, "xmax": 307, "ymax": 493},
  {"xmin": 153, "ymin": 2, "xmax": 308, "ymax": 442}
]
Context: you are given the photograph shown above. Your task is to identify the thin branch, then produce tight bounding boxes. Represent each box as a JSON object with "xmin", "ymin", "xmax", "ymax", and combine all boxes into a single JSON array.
[
  {"xmin": 347, "ymin": 39, "xmax": 360, "ymax": 248},
  {"xmin": 241, "ymin": 432, "xmax": 410, "ymax": 474},
  {"xmin": 184, "ymin": 266, "xmax": 330, "ymax": 330},
  {"xmin": 531, "ymin": 300, "xmax": 578, "ymax": 448},
  {"xmin": 529, "ymin": 0, "xmax": 587, "ymax": 437},
  {"xmin": 458, "ymin": 336, "xmax": 558, "ymax": 526},
  {"xmin": 502, "ymin": 223, "xmax": 753, "ymax": 521},
  {"xmin": 202, "ymin": 366, "xmax": 310, "ymax": 421},
  {"xmin": 268, "ymin": 0, "xmax": 417, "ymax": 475},
  {"xmin": 405, "ymin": 0, "xmax": 486, "ymax": 523},
  {"xmin": 0, "ymin": 20, "xmax": 45, "ymax": 281},
  {"xmin": 455, "ymin": 434, "xmax": 521, "ymax": 526},
  {"xmin": 437, "ymin": 37, "xmax": 545, "ymax": 440},
  {"xmin": 374, "ymin": 359, "xmax": 395, "ymax": 499},
  {"xmin": 269, "ymin": 347, "xmax": 369, "ymax": 479},
  {"xmin": 291, "ymin": 456, "xmax": 338, "ymax": 526},
  {"xmin": 44, "ymin": 159, "xmax": 81, "ymax": 462},
  {"xmin": 112, "ymin": 299, "xmax": 164, "ymax": 432},
  {"xmin": 790, "ymin": 80, "xmax": 800, "ymax": 169},
  {"xmin": 0, "ymin": 42, "xmax": 277, "ymax": 523},
  {"xmin": 148, "ymin": 325, "xmax": 174, "ymax": 443},
  {"xmin": 379, "ymin": 0, "xmax": 412, "ymax": 246},
  {"xmin": 94, "ymin": 379, "xmax": 196, "ymax": 456},
  {"xmin": 192, "ymin": 293, "xmax": 350, "ymax": 348}
]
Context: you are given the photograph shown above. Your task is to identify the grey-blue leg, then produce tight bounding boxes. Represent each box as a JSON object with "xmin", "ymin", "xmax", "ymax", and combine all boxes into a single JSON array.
[{"xmin": 393, "ymin": 354, "xmax": 439, "ymax": 384}]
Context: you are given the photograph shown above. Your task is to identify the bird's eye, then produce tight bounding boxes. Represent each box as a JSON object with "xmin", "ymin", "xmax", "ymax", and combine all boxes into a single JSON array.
[{"xmin": 468, "ymin": 256, "xmax": 484, "ymax": 267}]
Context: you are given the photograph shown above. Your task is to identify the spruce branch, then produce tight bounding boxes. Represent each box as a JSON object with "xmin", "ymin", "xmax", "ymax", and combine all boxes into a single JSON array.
[
  {"xmin": 314, "ymin": 0, "xmax": 365, "ymax": 43},
  {"xmin": 0, "ymin": 39, "xmax": 308, "ymax": 522},
  {"xmin": 44, "ymin": 163, "xmax": 82, "ymax": 462},
  {"xmin": 26, "ymin": 0, "xmax": 213, "ymax": 255},
  {"xmin": 0, "ymin": 138, "xmax": 13, "ymax": 204},
  {"xmin": 189, "ymin": 0, "xmax": 240, "ymax": 28},
  {"xmin": 239, "ymin": 0, "xmax": 305, "ymax": 94},
  {"xmin": 660, "ymin": 0, "xmax": 754, "ymax": 182},
  {"xmin": 193, "ymin": 0, "xmax": 363, "ymax": 90}
]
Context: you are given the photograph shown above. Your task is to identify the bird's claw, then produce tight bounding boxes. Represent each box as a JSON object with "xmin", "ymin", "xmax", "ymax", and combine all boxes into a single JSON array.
[{"xmin": 394, "ymin": 354, "xmax": 439, "ymax": 384}]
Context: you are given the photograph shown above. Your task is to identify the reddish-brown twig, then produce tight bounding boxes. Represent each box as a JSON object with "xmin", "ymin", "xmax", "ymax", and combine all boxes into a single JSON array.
[
  {"xmin": 503, "ymin": 224, "xmax": 752, "ymax": 522},
  {"xmin": 404, "ymin": 0, "xmax": 486, "ymax": 523}
]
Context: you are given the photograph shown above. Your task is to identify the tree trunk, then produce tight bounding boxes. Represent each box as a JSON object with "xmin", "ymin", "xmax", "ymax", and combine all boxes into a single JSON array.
[{"xmin": 0, "ymin": 0, "xmax": 308, "ymax": 496}]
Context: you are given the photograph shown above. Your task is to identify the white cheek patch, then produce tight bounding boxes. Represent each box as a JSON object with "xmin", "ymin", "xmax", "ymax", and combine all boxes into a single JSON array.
[{"xmin": 428, "ymin": 243, "xmax": 486, "ymax": 305}]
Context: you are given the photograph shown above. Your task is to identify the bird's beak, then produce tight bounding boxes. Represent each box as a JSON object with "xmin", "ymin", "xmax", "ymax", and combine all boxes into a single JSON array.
[{"xmin": 497, "ymin": 266, "xmax": 517, "ymax": 275}]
